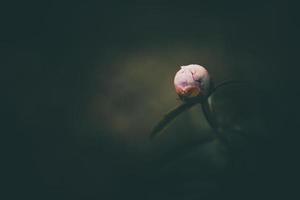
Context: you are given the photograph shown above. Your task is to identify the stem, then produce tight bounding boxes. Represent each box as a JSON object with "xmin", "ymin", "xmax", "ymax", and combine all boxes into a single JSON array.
[
  {"xmin": 209, "ymin": 80, "xmax": 246, "ymax": 97},
  {"xmin": 150, "ymin": 100, "xmax": 200, "ymax": 139},
  {"xmin": 150, "ymin": 80, "xmax": 247, "ymax": 139}
]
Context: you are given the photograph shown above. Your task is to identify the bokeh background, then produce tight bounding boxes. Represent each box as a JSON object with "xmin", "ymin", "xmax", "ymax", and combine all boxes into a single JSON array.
[{"xmin": 3, "ymin": 1, "xmax": 299, "ymax": 199}]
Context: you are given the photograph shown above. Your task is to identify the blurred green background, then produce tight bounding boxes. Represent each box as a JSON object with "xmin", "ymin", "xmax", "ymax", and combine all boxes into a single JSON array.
[{"xmin": 3, "ymin": 1, "xmax": 299, "ymax": 199}]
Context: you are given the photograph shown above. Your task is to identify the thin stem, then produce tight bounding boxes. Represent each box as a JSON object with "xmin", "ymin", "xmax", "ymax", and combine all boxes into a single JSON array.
[
  {"xmin": 150, "ymin": 80, "xmax": 247, "ymax": 139},
  {"xmin": 209, "ymin": 80, "xmax": 246, "ymax": 97},
  {"xmin": 150, "ymin": 100, "xmax": 200, "ymax": 139}
]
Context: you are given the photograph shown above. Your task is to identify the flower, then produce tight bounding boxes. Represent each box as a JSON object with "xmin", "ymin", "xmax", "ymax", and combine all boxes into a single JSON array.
[{"xmin": 174, "ymin": 64, "xmax": 211, "ymax": 100}]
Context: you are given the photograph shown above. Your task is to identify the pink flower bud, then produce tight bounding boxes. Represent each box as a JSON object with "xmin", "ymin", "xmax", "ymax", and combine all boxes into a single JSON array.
[{"xmin": 174, "ymin": 64, "xmax": 211, "ymax": 100}]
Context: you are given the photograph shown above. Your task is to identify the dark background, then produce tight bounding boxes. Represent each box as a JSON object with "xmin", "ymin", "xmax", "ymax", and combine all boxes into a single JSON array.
[{"xmin": 3, "ymin": 1, "xmax": 300, "ymax": 199}]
